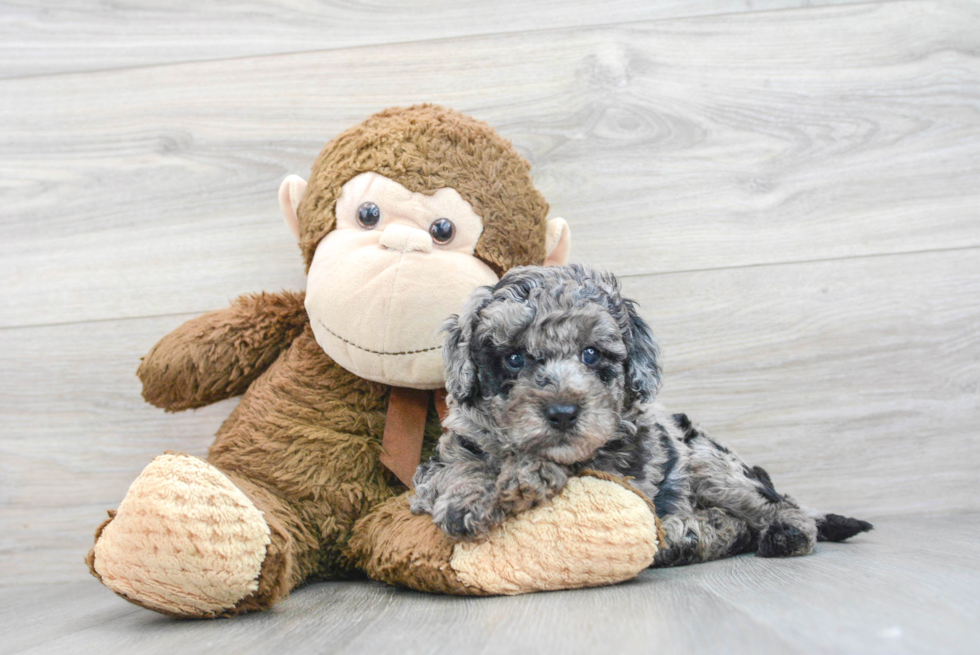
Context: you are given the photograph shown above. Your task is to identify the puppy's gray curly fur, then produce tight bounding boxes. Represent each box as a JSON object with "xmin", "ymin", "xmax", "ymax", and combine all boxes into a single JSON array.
[{"xmin": 412, "ymin": 265, "xmax": 872, "ymax": 565}]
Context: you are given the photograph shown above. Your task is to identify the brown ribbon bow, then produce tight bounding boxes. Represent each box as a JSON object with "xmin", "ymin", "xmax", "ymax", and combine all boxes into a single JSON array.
[{"xmin": 379, "ymin": 386, "xmax": 449, "ymax": 488}]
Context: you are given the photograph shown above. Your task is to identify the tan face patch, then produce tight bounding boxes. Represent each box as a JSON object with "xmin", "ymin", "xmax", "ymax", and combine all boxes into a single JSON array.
[{"xmin": 306, "ymin": 173, "xmax": 499, "ymax": 389}]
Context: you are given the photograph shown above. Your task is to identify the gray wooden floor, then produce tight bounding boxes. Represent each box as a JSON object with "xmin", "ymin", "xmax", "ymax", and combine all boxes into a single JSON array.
[
  {"xmin": 2, "ymin": 1, "xmax": 979, "ymax": 653},
  {"xmin": 3, "ymin": 516, "xmax": 978, "ymax": 655}
]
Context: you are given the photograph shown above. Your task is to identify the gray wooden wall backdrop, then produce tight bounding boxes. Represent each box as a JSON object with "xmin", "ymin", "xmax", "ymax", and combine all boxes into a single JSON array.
[{"xmin": 1, "ymin": 1, "xmax": 979, "ymax": 653}]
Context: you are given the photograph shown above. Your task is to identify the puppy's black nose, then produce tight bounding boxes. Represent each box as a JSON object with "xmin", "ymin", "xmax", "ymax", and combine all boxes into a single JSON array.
[{"xmin": 546, "ymin": 404, "xmax": 579, "ymax": 430}]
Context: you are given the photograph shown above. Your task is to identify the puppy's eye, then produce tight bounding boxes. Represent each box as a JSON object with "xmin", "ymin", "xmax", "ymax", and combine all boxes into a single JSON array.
[
  {"xmin": 429, "ymin": 218, "xmax": 455, "ymax": 244},
  {"xmin": 581, "ymin": 347, "xmax": 600, "ymax": 366},
  {"xmin": 505, "ymin": 352, "xmax": 526, "ymax": 371},
  {"xmin": 357, "ymin": 202, "xmax": 381, "ymax": 229}
]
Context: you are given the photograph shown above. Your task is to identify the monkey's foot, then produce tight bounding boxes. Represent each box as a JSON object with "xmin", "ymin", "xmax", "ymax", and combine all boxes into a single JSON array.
[
  {"xmin": 349, "ymin": 471, "xmax": 662, "ymax": 595},
  {"xmin": 86, "ymin": 453, "xmax": 272, "ymax": 618}
]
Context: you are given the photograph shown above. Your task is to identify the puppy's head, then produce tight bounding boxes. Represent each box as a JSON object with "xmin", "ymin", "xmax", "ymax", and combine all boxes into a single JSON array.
[{"xmin": 442, "ymin": 264, "xmax": 662, "ymax": 464}]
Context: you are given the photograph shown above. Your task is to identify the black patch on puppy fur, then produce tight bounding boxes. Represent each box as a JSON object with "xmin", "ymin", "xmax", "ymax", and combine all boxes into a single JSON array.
[
  {"xmin": 707, "ymin": 437, "xmax": 732, "ymax": 455},
  {"xmin": 471, "ymin": 336, "xmax": 517, "ymax": 399},
  {"xmin": 458, "ymin": 436, "xmax": 485, "ymax": 457},
  {"xmin": 591, "ymin": 426, "xmax": 650, "ymax": 482},
  {"xmin": 727, "ymin": 524, "xmax": 757, "ymax": 556},
  {"xmin": 751, "ymin": 465, "xmax": 774, "ymax": 489},
  {"xmin": 624, "ymin": 426, "xmax": 651, "ymax": 480},
  {"xmin": 757, "ymin": 522, "xmax": 809, "ymax": 557},
  {"xmin": 594, "ymin": 361, "xmax": 618, "ymax": 385},
  {"xmin": 747, "ymin": 465, "xmax": 786, "ymax": 504},
  {"xmin": 673, "ymin": 413, "xmax": 699, "ymax": 444},
  {"xmin": 673, "ymin": 413, "xmax": 691, "ymax": 431},
  {"xmin": 653, "ymin": 425, "xmax": 682, "ymax": 515},
  {"xmin": 816, "ymin": 514, "xmax": 874, "ymax": 542}
]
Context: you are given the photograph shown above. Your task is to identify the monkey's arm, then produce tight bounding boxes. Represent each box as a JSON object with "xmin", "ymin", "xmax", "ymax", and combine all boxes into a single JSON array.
[
  {"xmin": 138, "ymin": 291, "xmax": 308, "ymax": 411},
  {"xmin": 352, "ymin": 470, "xmax": 663, "ymax": 596}
]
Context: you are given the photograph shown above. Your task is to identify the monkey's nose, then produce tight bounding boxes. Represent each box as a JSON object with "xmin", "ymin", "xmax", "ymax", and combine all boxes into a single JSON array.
[
  {"xmin": 379, "ymin": 224, "xmax": 433, "ymax": 253},
  {"xmin": 546, "ymin": 404, "xmax": 579, "ymax": 431}
]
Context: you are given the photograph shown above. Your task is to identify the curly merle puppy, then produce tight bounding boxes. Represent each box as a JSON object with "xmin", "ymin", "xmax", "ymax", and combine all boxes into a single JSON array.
[{"xmin": 411, "ymin": 265, "xmax": 872, "ymax": 566}]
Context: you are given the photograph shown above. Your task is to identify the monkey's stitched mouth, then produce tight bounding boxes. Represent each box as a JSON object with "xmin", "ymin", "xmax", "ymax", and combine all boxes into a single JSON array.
[{"xmin": 317, "ymin": 319, "xmax": 442, "ymax": 356}]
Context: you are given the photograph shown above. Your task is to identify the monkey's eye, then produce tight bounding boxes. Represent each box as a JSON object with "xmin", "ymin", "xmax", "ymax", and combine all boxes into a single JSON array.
[
  {"xmin": 429, "ymin": 218, "xmax": 455, "ymax": 244},
  {"xmin": 357, "ymin": 202, "xmax": 381, "ymax": 229},
  {"xmin": 505, "ymin": 352, "xmax": 526, "ymax": 371},
  {"xmin": 581, "ymin": 347, "xmax": 600, "ymax": 366}
]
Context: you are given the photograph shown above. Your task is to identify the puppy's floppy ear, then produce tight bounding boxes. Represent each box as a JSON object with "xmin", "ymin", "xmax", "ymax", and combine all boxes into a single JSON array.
[
  {"xmin": 441, "ymin": 314, "xmax": 477, "ymax": 403},
  {"xmin": 623, "ymin": 299, "xmax": 662, "ymax": 403},
  {"xmin": 441, "ymin": 286, "xmax": 493, "ymax": 404}
]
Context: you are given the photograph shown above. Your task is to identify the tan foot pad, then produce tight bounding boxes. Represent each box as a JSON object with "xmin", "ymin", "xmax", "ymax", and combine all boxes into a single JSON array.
[
  {"xmin": 91, "ymin": 453, "xmax": 271, "ymax": 617},
  {"xmin": 451, "ymin": 475, "xmax": 660, "ymax": 595}
]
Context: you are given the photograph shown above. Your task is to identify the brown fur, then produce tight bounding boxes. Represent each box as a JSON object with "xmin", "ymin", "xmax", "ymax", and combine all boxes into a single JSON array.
[
  {"xmin": 299, "ymin": 104, "xmax": 549, "ymax": 276},
  {"xmin": 84, "ymin": 511, "xmax": 115, "ymax": 580},
  {"xmin": 207, "ymin": 324, "xmax": 402, "ymax": 583},
  {"xmin": 348, "ymin": 494, "xmax": 488, "ymax": 596},
  {"xmin": 139, "ymin": 291, "xmax": 309, "ymax": 411}
]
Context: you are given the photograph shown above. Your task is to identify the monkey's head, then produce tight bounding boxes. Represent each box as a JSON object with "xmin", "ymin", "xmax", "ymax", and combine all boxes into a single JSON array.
[{"xmin": 278, "ymin": 105, "xmax": 570, "ymax": 389}]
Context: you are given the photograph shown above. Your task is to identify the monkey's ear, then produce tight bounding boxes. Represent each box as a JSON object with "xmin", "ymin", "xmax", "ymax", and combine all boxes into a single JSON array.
[
  {"xmin": 624, "ymin": 300, "xmax": 663, "ymax": 405},
  {"xmin": 278, "ymin": 175, "xmax": 308, "ymax": 241},
  {"xmin": 544, "ymin": 217, "xmax": 571, "ymax": 266}
]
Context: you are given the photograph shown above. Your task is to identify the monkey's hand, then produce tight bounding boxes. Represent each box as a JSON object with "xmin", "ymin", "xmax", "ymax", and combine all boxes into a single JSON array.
[
  {"xmin": 139, "ymin": 291, "xmax": 307, "ymax": 411},
  {"xmin": 496, "ymin": 457, "xmax": 568, "ymax": 516}
]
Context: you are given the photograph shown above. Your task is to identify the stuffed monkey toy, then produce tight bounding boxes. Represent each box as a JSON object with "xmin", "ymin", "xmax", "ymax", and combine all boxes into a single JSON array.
[{"xmin": 86, "ymin": 105, "xmax": 661, "ymax": 618}]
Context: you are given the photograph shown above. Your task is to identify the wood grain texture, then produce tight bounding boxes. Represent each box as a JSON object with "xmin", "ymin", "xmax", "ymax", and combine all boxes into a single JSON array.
[
  {"xmin": 1, "ymin": 248, "xmax": 977, "ymax": 586},
  {"xmin": 2, "ymin": 1, "xmax": 979, "ymax": 328},
  {"xmin": 632, "ymin": 247, "xmax": 980, "ymax": 522},
  {"xmin": 0, "ymin": 0, "xmax": 878, "ymax": 79},
  {"xmin": 3, "ymin": 515, "xmax": 977, "ymax": 655},
  {"xmin": 2, "ymin": 1, "xmax": 979, "ymax": 651}
]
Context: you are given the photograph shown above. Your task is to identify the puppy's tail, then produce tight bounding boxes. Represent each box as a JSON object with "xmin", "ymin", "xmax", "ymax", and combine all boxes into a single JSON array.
[{"xmin": 815, "ymin": 513, "xmax": 874, "ymax": 542}]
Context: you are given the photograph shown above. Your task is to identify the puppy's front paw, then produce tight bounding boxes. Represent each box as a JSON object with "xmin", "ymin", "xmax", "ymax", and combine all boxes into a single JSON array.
[
  {"xmin": 497, "ymin": 460, "xmax": 567, "ymax": 515},
  {"xmin": 442, "ymin": 504, "xmax": 476, "ymax": 538},
  {"xmin": 653, "ymin": 532, "xmax": 700, "ymax": 567},
  {"xmin": 436, "ymin": 498, "xmax": 499, "ymax": 539}
]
